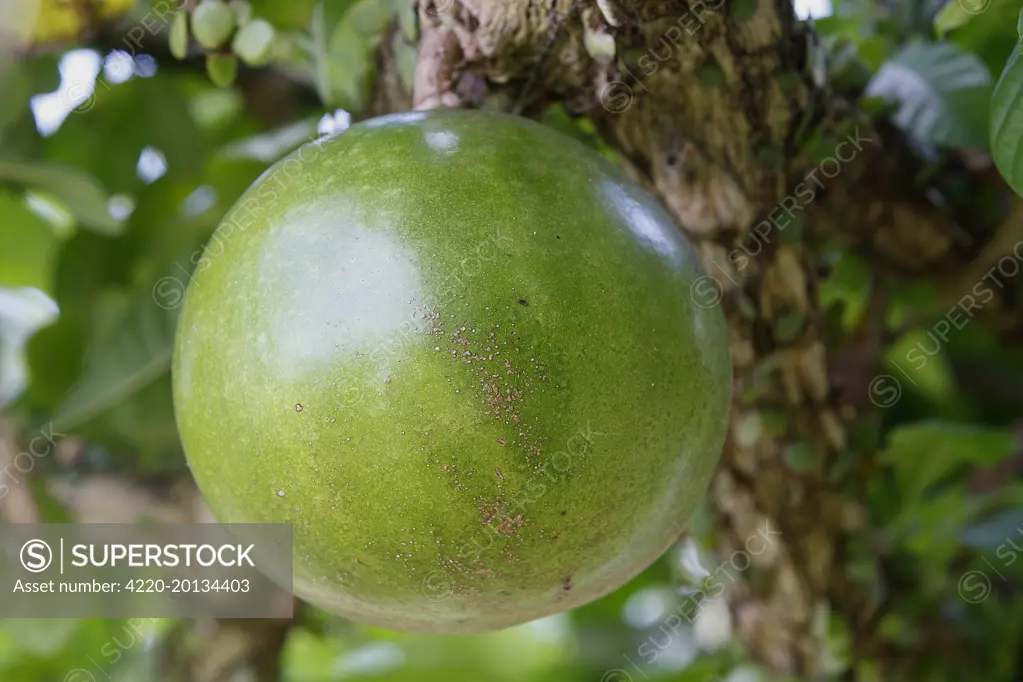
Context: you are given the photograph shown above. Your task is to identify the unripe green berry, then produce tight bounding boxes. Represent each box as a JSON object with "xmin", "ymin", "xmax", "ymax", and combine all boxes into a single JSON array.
[
  {"xmin": 192, "ymin": 0, "xmax": 236, "ymax": 50},
  {"xmin": 169, "ymin": 10, "xmax": 189, "ymax": 60},
  {"xmin": 228, "ymin": 0, "xmax": 254, "ymax": 26},
  {"xmin": 232, "ymin": 19, "xmax": 275, "ymax": 67},
  {"xmin": 206, "ymin": 54, "xmax": 238, "ymax": 87}
]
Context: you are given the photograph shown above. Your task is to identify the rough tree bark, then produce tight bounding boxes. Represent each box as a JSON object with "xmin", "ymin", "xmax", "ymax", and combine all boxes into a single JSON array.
[{"xmin": 405, "ymin": 1, "xmax": 1023, "ymax": 678}]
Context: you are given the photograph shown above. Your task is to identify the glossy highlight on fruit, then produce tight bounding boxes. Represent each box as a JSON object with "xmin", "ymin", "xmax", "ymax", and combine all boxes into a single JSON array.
[{"xmin": 173, "ymin": 110, "xmax": 732, "ymax": 633}]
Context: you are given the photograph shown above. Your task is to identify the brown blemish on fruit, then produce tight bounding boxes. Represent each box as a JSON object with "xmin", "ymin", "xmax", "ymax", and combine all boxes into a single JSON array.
[
  {"xmin": 479, "ymin": 500, "xmax": 523, "ymax": 537},
  {"xmin": 435, "ymin": 317, "xmax": 563, "ymax": 525},
  {"xmin": 502, "ymin": 515, "xmax": 523, "ymax": 536}
]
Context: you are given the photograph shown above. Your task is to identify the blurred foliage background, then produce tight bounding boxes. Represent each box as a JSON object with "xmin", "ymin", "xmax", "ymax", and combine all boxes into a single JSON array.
[{"xmin": 1, "ymin": 0, "xmax": 1023, "ymax": 680}]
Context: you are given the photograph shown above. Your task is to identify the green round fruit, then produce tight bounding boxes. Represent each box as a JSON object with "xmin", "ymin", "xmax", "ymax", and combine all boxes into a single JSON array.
[
  {"xmin": 204, "ymin": 53, "xmax": 237, "ymax": 88},
  {"xmin": 173, "ymin": 110, "xmax": 731, "ymax": 634},
  {"xmin": 191, "ymin": 0, "xmax": 235, "ymax": 50},
  {"xmin": 169, "ymin": 10, "xmax": 188, "ymax": 60},
  {"xmin": 228, "ymin": 0, "xmax": 254, "ymax": 26},
  {"xmin": 232, "ymin": 19, "xmax": 275, "ymax": 67}
]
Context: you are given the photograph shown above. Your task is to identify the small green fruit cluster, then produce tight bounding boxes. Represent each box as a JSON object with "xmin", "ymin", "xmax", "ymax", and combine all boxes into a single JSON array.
[{"xmin": 169, "ymin": 0, "xmax": 276, "ymax": 87}]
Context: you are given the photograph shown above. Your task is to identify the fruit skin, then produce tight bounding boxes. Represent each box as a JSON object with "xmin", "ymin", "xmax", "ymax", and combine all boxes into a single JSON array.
[{"xmin": 173, "ymin": 110, "xmax": 732, "ymax": 634}]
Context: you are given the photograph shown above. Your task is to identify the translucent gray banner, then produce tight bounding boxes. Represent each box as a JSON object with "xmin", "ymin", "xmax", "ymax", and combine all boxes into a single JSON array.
[{"xmin": 0, "ymin": 524, "xmax": 293, "ymax": 618}]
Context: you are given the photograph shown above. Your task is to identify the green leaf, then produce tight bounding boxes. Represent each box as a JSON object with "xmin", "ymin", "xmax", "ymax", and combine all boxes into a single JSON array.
[
  {"xmin": 0, "ymin": 617, "xmax": 161, "ymax": 681},
  {"xmin": 0, "ymin": 161, "xmax": 121, "ymax": 234},
  {"xmin": 308, "ymin": 0, "xmax": 333, "ymax": 104},
  {"xmin": 934, "ymin": 0, "xmax": 979, "ymax": 37},
  {"xmin": 345, "ymin": 0, "xmax": 394, "ymax": 36},
  {"xmin": 947, "ymin": 0, "xmax": 1022, "ymax": 77},
  {"xmin": 304, "ymin": 0, "xmax": 391, "ymax": 110},
  {"xmin": 20, "ymin": 231, "xmax": 113, "ymax": 413},
  {"xmin": 282, "ymin": 626, "xmax": 578, "ymax": 682},
  {"xmin": 84, "ymin": 373, "xmax": 185, "ymax": 473},
  {"xmin": 52, "ymin": 289, "xmax": 178, "ymax": 434},
  {"xmin": 819, "ymin": 251, "xmax": 870, "ymax": 330},
  {"xmin": 0, "ymin": 189, "xmax": 61, "ymax": 293},
  {"xmin": 326, "ymin": 25, "xmax": 376, "ymax": 110},
  {"xmin": 0, "ymin": 55, "xmax": 60, "ymax": 145},
  {"xmin": 866, "ymin": 41, "xmax": 994, "ymax": 149},
  {"xmin": 18, "ymin": 161, "xmax": 247, "ymax": 416},
  {"xmin": 219, "ymin": 117, "xmax": 320, "ymax": 163},
  {"xmin": 44, "ymin": 74, "xmax": 206, "ymax": 194},
  {"xmin": 249, "ymin": 0, "xmax": 318, "ymax": 30},
  {"xmin": 0, "ymin": 619, "xmax": 80, "ymax": 655},
  {"xmin": 991, "ymin": 33, "xmax": 1023, "ymax": 196},
  {"xmin": 886, "ymin": 329, "xmax": 956, "ymax": 403},
  {"xmin": 394, "ymin": 0, "xmax": 417, "ymax": 41},
  {"xmin": 880, "ymin": 422, "xmax": 1014, "ymax": 500},
  {"xmin": 958, "ymin": 0, "xmax": 991, "ymax": 15},
  {"xmin": 319, "ymin": 0, "xmax": 388, "ymax": 111}
]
